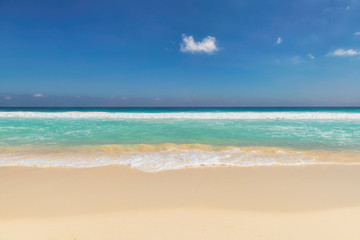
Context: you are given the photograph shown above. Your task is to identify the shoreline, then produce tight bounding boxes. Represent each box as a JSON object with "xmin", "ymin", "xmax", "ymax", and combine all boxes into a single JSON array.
[
  {"xmin": 4, "ymin": 161, "xmax": 360, "ymax": 171},
  {"xmin": 1, "ymin": 144, "xmax": 360, "ymax": 170}
]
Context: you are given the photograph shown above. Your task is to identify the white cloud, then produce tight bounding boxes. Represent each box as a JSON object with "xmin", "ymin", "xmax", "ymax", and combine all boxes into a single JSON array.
[
  {"xmin": 354, "ymin": 32, "xmax": 360, "ymax": 36},
  {"xmin": 121, "ymin": 96, "xmax": 128, "ymax": 100},
  {"xmin": 308, "ymin": 53, "xmax": 315, "ymax": 59},
  {"xmin": 328, "ymin": 49, "xmax": 360, "ymax": 56},
  {"xmin": 33, "ymin": 93, "xmax": 43, "ymax": 97},
  {"xmin": 4, "ymin": 96, "xmax": 12, "ymax": 100},
  {"xmin": 180, "ymin": 34, "xmax": 218, "ymax": 54},
  {"xmin": 276, "ymin": 37, "xmax": 283, "ymax": 45}
]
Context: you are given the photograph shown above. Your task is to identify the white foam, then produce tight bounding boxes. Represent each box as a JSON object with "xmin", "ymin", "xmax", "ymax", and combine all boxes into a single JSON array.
[
  {"xmin": 0, "ymin": 147, "xmax": 316, "ymax": 171},
  {"xmin": 0, "ymin": 111, "xmax": 360, "ymax": 120}
]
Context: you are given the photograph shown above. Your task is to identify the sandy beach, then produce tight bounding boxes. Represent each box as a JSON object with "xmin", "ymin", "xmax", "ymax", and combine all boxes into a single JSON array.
[
  {"xmin": 2, "ymin": 0, "xmax": 360, "ymax": 238},
  {"xmin": 1, "ymin": 165, "xmax": 360, "ymax": 239}
]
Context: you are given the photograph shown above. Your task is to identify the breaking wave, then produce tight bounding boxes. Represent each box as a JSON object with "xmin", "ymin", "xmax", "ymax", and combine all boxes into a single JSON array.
[{"xmin": 1, "ymin": 111, "xmax": 360, "ymax": 120}]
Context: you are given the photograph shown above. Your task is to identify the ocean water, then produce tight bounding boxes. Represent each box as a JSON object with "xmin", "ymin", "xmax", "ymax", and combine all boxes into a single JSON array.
[{"xmin": 0, "ymin": 107, "xmax": 359, "ymax": 171}]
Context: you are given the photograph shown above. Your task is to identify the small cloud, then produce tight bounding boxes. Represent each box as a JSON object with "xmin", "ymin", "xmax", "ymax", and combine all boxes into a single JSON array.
[
  {"xmin": 308, "ymin": 53, "xmax": 315, "ymax": 59},
  {"xmin": 354, "ymin": 32, "xmax": 360, "ymax": 36},
  {"xmin": 180, "ymin": 34, "xmax": 218, "ymax": 54},
  {"xmin": 121, "ymin": 96, "xmax": 128, "ymax": 100},
  {"xmin": 33, "ymin": 93, "xmax": 43, "ymax": 97},
  {"xmin": 4, "ymin": 96, "xmax": 12, "ymax": 100},
  {"xmin": 276, "ymin": 37, "xmax": 283, "ymax": 45},
  {"xmin": 323, "ymin": 6, "xmax": 352, "ymax": 14},
  {"xmin": 154, "ymin": 97, "xmax": 161, "ymax": 101},
  {"xmin": 328, "ymin": 49, "xmax": 360, "ymax": 56},
  {"xmin": 291, "ymin": 56, "xmax": 301, "ymax": 64}
]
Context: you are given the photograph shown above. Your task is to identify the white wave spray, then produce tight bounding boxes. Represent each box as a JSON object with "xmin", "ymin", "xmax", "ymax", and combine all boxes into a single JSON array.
[{"xmin": 1, "ymin": 111, "xmax": 360, "ymax": 120}]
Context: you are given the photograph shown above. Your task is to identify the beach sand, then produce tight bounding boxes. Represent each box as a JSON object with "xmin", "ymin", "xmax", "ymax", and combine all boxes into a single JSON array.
[{"xmin": 1, "ymin": 165, "xmax": 360, "ymax": 239}]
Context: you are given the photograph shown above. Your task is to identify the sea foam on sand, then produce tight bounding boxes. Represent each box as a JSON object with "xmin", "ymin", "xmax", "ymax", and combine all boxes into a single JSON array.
[{"xmin": 1, "ymin": 144, "xmax": 359, "ymax": 171}]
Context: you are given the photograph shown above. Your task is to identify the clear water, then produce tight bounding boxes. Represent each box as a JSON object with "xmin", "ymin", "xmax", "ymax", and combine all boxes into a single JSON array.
[
  {"xmin": 1, "ymin": 118, "xmax": 360, "ymax": 151},
  {"xmin": 0, "ymin": 108, "xmax": 359, "ymax": 170}
]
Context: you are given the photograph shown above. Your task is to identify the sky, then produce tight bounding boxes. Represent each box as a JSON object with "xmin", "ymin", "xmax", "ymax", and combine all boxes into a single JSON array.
[{"xmin": 0, "ymin": 0, "xmax": 360, "ymax": 107}]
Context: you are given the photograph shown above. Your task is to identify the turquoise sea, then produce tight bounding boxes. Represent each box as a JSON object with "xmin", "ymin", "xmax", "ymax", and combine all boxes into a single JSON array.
[{"xmin": 0, "ymin": 107, "xmax": 359, "ymax": 171}]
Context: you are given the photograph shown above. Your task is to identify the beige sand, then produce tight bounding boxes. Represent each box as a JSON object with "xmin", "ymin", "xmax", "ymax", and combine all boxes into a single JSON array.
[{"xmin": 1, "ymin": 165, "xmax": 360, "ymax": 239}]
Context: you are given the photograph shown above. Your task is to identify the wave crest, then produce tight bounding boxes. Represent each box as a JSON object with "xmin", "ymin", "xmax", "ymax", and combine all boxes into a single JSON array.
[{"xmin": 1, "ymin": 111, "xmax": 360, "ymax": 120}]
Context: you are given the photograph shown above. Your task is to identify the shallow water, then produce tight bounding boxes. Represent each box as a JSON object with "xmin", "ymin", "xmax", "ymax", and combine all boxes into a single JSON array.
[{"xmin": 1, "ymin": 108, "xmax": 359, "ymax": 170}]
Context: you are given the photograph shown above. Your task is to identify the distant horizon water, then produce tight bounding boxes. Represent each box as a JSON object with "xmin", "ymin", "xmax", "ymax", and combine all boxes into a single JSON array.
[{"xmin": 1, "ymin": 106, "xmax": 360, "ymax": 111}]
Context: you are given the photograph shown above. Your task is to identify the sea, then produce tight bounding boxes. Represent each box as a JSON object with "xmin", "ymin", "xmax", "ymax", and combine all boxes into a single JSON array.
[{"xmin": 0, "ymin": 107, "xmax": 359, "ymax": 171}]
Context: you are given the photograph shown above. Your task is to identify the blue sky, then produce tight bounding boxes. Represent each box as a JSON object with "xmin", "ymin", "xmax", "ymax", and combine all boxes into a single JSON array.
[{"xmin": 0, "ymin": 0, "xmax": 360, "ymax": 106}]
